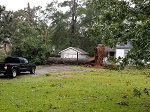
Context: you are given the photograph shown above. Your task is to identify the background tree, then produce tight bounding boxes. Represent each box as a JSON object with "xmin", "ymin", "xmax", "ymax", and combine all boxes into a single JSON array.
[
  {"xmin": 0, "ymin": 7, "xmax": 13, "ymax": 42},
  {"xmin": 77, "ymin": 0, "xmax": 102, "ymax": 55},
  {"xmin": 70, "ymin": 0, "xmax": 78, "ymax": 46},
  {"xmin": 11, "ymin": 5, "xmax": 52, "ymax": 64},
  {"xmin": 4, "ymin": 0, "xmax": 148, "ymax": 65},
  {"xmin": 0, "ymin": 5, "xmax": 13, "ymax": 60},
  {"xmin": 51, "ymin": 0, "xmax": 99, "ymax": 55},
  {"xmin": 89, "ymin": 0, "xmax": 150, "ymax": 65}
]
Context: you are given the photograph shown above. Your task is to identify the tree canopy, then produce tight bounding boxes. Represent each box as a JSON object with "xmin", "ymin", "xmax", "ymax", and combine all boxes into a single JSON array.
[
  {"xmin": 90, "ymin": 0, "xmax": 150, "ymax": 65},
  {"xmin": 0, "ymin": 0, "xmax": 149, "ymax": 65}
]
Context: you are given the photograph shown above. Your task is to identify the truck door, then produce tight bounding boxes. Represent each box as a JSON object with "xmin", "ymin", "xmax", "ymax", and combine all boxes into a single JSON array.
[{"xmin": 20, "ymin": 58, "xmax": 29, "ymax": 71}]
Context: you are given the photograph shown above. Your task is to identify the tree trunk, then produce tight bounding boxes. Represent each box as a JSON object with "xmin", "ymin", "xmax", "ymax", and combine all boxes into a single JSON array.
[{"xmin": 70, "ymin": 0, "xmax": 78, "ymax": 46}]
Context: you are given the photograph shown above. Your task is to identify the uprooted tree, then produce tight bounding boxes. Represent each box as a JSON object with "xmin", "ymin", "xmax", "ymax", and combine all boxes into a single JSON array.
[{"xmin": 94, "ymin": 44, "xmax": 107, "ymax": 66}]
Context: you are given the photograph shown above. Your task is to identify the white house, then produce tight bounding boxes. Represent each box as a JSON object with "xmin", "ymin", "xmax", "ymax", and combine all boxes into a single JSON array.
[
  {"xmin": 116, "ymin": 42, "xmax": 132, "ymax": 59},
  {"xmin": 59, "ymin": 47, "xmax": 88, "ymax": 59}
]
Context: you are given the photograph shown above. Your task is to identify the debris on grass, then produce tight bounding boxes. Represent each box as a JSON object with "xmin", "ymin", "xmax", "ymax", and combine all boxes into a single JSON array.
[
  {"xmin": 45, "ymin": 73, "xmax": 52, "ymax": 76},
  {"xmin": 143, "ymin": 88, "xmax": 149, "ymax": 96},
  {"xmin": 133, "ymin": 88, "xmax": 142, "ymax": 97},
  {"xmin": 117, "ymin": 100, "xmax": 129, "ymax": 106}
]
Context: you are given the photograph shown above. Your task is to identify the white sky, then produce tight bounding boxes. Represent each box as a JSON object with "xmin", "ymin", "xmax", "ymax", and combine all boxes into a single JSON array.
[{"xmin": 0, "ymin": 0, "xmax": 65, "ymax": 11}]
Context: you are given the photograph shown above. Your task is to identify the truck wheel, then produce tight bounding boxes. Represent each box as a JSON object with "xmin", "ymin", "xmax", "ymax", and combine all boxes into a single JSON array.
[
  {"xmin": 10, "ymin": 69, "xmax": 17, "ymax": 78},
  {"xmin": 30, "ymin": 67, "xmax": 35, "ymax": 74}
]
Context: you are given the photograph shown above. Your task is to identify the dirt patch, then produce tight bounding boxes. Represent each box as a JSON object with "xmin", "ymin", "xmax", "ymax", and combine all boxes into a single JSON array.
[{"xmin": 92, "ymin": 65, "xmax": 105, "ymax": 69}]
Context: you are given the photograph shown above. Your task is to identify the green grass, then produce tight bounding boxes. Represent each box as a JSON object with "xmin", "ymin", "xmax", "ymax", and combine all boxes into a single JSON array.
[{"xmin": 0, "ymin": 67, "xmax": 150, "ymax": 112}]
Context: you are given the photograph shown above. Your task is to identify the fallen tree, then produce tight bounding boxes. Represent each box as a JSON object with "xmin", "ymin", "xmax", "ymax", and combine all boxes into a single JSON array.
[{"xmin": 46, "ymin": 57, "xmax": 95, "ymax": 65}]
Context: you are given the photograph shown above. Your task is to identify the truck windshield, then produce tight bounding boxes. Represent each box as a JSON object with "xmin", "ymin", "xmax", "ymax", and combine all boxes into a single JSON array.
[{"xmin": 5, "ymin": 57, "xmax": 20, "ymax": 63}]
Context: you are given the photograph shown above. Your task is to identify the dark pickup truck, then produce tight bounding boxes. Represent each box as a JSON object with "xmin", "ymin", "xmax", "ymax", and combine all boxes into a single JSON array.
[{"xmin": 0, "ymin": 57, "xmax": 36, "ymax": 78}]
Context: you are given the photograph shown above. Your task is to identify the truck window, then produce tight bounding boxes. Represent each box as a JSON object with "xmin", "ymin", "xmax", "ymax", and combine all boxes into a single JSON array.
[
  {"xmin": 24, "ymin": 58, "xmax": 29, "ymax": 64},
  {"xmin": 5, "ymin": 57, "xmax": 20, "ymax": 63},
  {"xmin": 20, "ymin": 59, "xmax": 25, "ymax": 63},
  {"xmin": 20, "ymin": 58, "xmax": 28, "ymax": 64}
]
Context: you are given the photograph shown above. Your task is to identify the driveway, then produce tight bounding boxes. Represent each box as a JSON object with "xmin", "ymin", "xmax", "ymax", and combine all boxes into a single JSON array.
[
  {"xmin": 0, "ymin": 65, "xmax": 90, "ymax": 77},
  {"xmin": 35, "ymin": 65, "xmax": 90, "ymax": 75}
]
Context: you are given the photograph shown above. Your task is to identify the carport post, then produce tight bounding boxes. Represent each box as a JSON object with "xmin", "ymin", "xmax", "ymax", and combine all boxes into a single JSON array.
[{"xmin": 77, "ymin": 52, "xmax": 78, "ymax": 65}]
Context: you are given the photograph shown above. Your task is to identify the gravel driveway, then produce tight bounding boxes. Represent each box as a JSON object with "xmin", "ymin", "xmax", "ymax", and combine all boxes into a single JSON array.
[
  {"xmin": 0, "ymin": 65, "xmax": 90, "ymax": 77},
  {"xmin": 35, "ymin": 64, "xmax": 89, "ymax": 75}
]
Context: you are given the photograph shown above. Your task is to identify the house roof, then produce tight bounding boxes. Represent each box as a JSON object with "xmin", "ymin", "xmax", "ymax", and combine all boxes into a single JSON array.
[
  {"xmin": 105, "ymin": 46, "xmax": 115, "ymax": 52},
  {"xmin": 59, "ymin": 47, "xmax": 89, "ymax": 54},
  {"xmin": 97, "ymin": 44, "xmax": 115, "ymax": 52},
  {"xmin": 116, "ymin": 42, "xmax": 132, "ymax": 49}
]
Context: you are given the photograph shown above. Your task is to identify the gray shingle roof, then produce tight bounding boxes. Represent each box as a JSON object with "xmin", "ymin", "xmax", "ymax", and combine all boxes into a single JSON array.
[
  {"xmin": 98, "ymin": 44, "xmax": 115, "ymax": 52},
  {"xmin": 116, "ymin": 42, "xmax": 132, "ymax": 49},
  {"xmin": 105, "ymin": 46, "xmax": 115, "ymax": 52},
  {"xmin": 73, "ymin": 47, "xmax": 88, "ymax": 54},
  {"xmin": 59, "ymin": 47, "xmax": 88, "ymax": 54}
]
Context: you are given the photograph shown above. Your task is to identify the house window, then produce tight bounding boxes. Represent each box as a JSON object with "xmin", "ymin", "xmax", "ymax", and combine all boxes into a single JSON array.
[{"xmin": 109, "ymin": 52, "xmax": 115, "ymax": 57}]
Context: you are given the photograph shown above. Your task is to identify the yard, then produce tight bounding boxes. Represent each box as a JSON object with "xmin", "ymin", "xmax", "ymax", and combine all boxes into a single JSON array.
[{"xmin": 0, "ymin": 66, "xmax": 150, "ymax": 112}]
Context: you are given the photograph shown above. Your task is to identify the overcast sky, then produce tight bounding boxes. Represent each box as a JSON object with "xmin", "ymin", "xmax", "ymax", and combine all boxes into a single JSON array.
[{"xmin": 0, "ymin": 0, "xmax": 65, "ymax": 11}]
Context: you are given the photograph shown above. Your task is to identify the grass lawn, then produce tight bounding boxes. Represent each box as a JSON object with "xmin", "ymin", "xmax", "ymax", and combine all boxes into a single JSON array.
[{"xmin": 0, "ymin": 66, "xmax": 150, "ymax": 112}]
